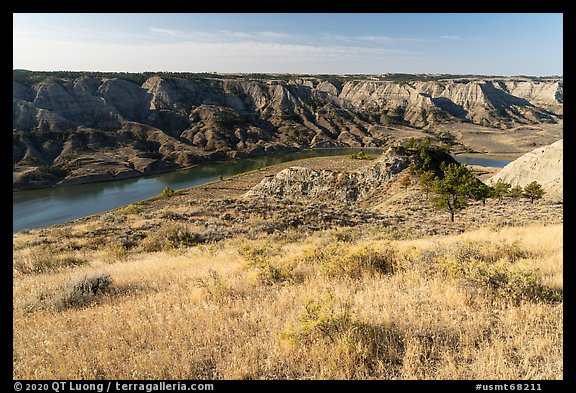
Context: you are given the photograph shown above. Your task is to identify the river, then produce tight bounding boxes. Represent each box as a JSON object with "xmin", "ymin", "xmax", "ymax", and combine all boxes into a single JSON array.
[{"xmin": 12, "ymin": 149, "xmax": 510, "ymax": 233}]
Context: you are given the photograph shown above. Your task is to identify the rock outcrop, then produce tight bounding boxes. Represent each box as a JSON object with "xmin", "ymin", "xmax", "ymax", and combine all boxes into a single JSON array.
[
  {"xmin": 245, "ymin": 146, "xmax": 424, "ymax": 204},
  {"xmin": 488, "ymin": 139, "xmax": 563, "ymax": 200},
  {"xmin": 13, "ymin": 72, "xmax": 563, "ymax": 190}
]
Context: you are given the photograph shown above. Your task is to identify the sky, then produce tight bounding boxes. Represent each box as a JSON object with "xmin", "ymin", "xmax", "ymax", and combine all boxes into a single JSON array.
[{"xmin": 13, "ymin": 13, "xmax": 563, "ymax": 76}]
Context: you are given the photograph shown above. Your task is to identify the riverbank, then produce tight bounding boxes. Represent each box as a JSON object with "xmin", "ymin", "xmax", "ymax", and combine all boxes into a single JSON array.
[
  {"xmin": 18, "ymin": 152, "xmax": 560, "ymax": 245},
  {"xmin": 13, "ymin": 149, "xmax": 384, "ymax": 233},
  {"xmin": 14, "ymin": 146, "xmax": 518, "ymax": 233},
  {"xmin": 12, "ymin": 147, "xmax": 387, "ymax": 192}
]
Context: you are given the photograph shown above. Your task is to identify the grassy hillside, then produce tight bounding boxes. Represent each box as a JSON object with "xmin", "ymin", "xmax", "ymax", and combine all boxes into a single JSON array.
[
  {"xmin": 12, "ymin": 153, "xmax": 563, "ymax": 379},
  {"xmin": 13, "ymin": 221, "xmax": 562, "ymax": 379}
]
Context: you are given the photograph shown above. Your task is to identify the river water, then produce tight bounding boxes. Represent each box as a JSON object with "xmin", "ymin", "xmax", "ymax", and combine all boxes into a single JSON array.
[{"xmin": 12, "ymin": 149, "xmax": 510, "ymax": 233}]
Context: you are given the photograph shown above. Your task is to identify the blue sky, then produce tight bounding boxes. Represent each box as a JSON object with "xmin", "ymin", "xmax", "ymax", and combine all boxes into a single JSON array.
[{"xmin": 13, "ymin": 13, "xmax": 563, "ymax": 75}]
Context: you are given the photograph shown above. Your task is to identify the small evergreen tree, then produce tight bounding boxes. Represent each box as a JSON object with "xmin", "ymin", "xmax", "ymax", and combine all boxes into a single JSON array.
[
  {"xmin": 507, "ymin": 184, "xmax": 523, "ymax": 199},
  {"xmin": 471, "ymin": 183, "xmax": 494, "ymax": 205},
  {"xmin": 430, "ymin": 162, "xmax": 477, "ymax": 222},
  {"xmin": 492, "ymin": 179, "xmax": 511, "ymax": 200},
  {"xmin": 523, "ymin": 181, "xmax": 546, "ymax": 203},
  {"xmin": 160, "ymin": 186, "xmax": 175, "ymax": 198}
]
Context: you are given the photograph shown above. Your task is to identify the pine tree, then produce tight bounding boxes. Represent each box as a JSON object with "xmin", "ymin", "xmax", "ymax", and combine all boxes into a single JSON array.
[
  {"xmin": 507, "ymin": 184, "xmax": 523, "ymax": 198},
  {"xmin": 419, "ymin": 170, "xmax": 436, "ymax": 200},
  {"xmin": 430, "ymin": 162, "xmax": 477, "ymax": 222},
  {"xmin": 492, "ymin": 178, "xmax": 511, "ymax": 200},
  {"xmin": 523, "ymin": 181, "xmax": 546, "ymax": 203},
  {"xmin": 471, "ymin": 182, "xmax": 494, "ymax": 205}
]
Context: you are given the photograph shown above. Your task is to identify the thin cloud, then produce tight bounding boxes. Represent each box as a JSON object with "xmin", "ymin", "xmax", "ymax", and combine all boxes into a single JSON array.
[
  {"xmin": 357, "ymin": 35, "xmax": 395, "ymax": 43},
  {"xmin": 149, "ymin": 28, "xmax": 297, "ymax": 43},
  {"xmin": 148, "ymin": 27, "xmax": 187, "ymax": 37},
  {"xmin": 321, "ymin": 33, "xmax": 428, "ymax": 45},
  {"xmin": 148, "ymin": 29, "xmax": 428, "ymax": 48},
  {"xmin": 14, "ymin": 34, "xmax": 425, "ymax": 73},
  {"xmin": 439, "ymin": 35, "xmax": 460, "ymax": 40}
]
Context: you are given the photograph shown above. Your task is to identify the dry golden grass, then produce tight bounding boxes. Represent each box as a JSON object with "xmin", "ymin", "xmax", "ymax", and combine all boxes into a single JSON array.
[{"xmin": 13, "ymin": 223, "xmax": 562, "ymax": 380}]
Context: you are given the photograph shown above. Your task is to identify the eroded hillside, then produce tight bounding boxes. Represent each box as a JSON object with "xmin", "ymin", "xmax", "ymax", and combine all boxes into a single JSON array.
[
  {"xmin": 13, "ymin": 72, "xmax": 563, "ymax": 189},
  {"xmin": 489, "ymin": 139, "xmax": 563, "ymax": 200}
]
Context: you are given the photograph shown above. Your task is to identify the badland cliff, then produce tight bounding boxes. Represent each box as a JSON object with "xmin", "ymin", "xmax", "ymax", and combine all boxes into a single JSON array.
[{"xmin": 13, "ymin": 71, "xmax": 562, "ymax": 189}]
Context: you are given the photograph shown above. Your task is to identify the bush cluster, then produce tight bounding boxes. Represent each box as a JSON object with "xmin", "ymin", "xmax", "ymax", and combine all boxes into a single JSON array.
[
  {"xmin": 301, "ymin": 241, "xmax": 400, "ymax": 278},
  {"xmin": 237, "ymin": 241, "xmax": 295, "ymax": 285},
  {"xmin": 349, "ymin": 150, "xmax": 370, "ymax": 160},
  {"xmin": 424, "ymin": 239, "xmax": 561, "ymax": 304}
]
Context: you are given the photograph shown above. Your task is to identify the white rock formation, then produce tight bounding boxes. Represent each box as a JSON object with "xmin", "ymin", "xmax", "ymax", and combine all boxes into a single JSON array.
[
  {"xmin": 488, "ymin": 140, "xmax": 563, "ymax": 200},
  {"xmin": 244, "ymin": 146, "xmax": 412, "ymax": 203}
]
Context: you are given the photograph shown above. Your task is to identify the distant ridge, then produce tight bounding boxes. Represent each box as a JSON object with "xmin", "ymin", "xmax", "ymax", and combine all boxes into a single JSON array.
[{"xmin": 13, "ymin": 71, "xmax": 562, "ymax": 190}]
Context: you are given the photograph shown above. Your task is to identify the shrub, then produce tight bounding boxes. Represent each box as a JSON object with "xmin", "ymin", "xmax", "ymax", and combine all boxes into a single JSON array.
[
  {"xmin": 53, "ymin": 273, "xmax": 113, "ymax": 310},
  {"xmin": 461, "ymin": 260, "xmax": 561, "ymax": 304},
  {"xmin": 195, "ymin": 268, "xmax": 231, "ymax": 300},
  {"xmin": 249, "ymin": 259, "xmax": 295, "ymax": 285},
  {"xmin": 281, "ymin": 290, "xmax": 354, "ymax": 342},
  {"xmin": 238, "ymin": 241, "xmax": 295, "ymax": 285},
  {"xmin": 450, "ymin": 239, "xmax": 531, "ymax": 265},
  {"xmin": 281, "ymin": 289, "xmax": 405, "ymax": 378},
  {"xmin": 237, "ymin": 241, "xmax": 282, "ymax": 262},
  {"xmin": 436, "ymin": 246, "xmax": 561, "ymax": 305},
  {"xmin": 349, "ymin": 150, "xmax": 370, "ymax": 160},
  {"xmin": 141, "ymin": 223, "xmax": 203, "ymax": 252},
  {"xmin": 101, "ymin": 243, "xmax": 130, "ymax": 264},
  {"xmin": 301, "ymin": 242, "xmax": 400, "ymax": 279},
  {"xmin": 160, "ymin": 186, "xmax": 175, "ymax": 198},
  {"xmin": 102, "ymin": 213, "xmax": 126, "ymax": 223},
  {"xmin": 114, "ymin": 202, "xmax": 145, "ymax": 215}
]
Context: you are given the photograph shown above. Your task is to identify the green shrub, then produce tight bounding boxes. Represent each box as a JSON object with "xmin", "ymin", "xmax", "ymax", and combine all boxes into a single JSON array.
[
  {"xmin": 102, "ymin": 243, "xmax": 130, "ymax": 264},
  {"xmin": 281, "ymin": 289, "xmax": 404, "ymax": 378},
  {"xmin": 349, "ymin": 150, "xmax": 370, "ymax": 160},
  {"xmin": 238, "ymin": 241, "xmax": 295, "ymax": 285},
  {"xmin": 449, "ymin": 239, "xmax": 531, "ymax": 265},
  {"xmin": 468, "ymin": 261, "xmax": 561, "ymax": 304},
  {"xmin": 195, "ymin": 268, "xmax": 231, "ymax": 300},
  {"xmin": 301, "ymin": 242, "xmax": 400, "ymax": 278},
  {"xmin": 160, "ymin": 186, "xmax": 175, "ymax": 198},
  {"xmin": 282, "ymin": 290, "xmax": 354, "ymax": 342},
  {"xmin": 114, "ymin": 202, "xmax": 145, "ymax": 215},
  {"xmin": 437, "ymin": 255, "xmax": 561, "ymax": 305}
]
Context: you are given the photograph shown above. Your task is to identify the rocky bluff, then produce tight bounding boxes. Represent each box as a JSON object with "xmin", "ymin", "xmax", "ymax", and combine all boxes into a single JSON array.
[{"xmin": 13, "ymin": 72, "xmax": 563, "ymax": 190}]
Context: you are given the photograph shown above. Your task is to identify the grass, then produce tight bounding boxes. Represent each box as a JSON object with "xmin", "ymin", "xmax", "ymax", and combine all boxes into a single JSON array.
[
  {"xmin": 13, "ymin": 245, "xmax": 88, "ymax": 274},
  {"xmin": 12, "ymin": 222, "xmax": 562, "ymax": 379}
]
